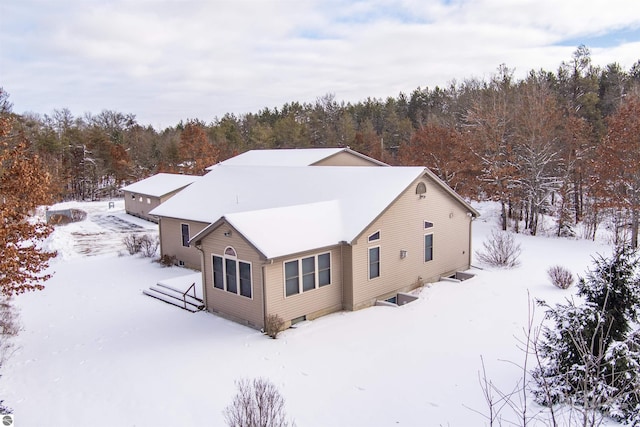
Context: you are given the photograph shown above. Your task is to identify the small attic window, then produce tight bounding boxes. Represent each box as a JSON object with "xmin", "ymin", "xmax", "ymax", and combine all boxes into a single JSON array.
[
  {"xmin": 424, "ymin": 221, "xmax": 434, "ymax": 229},
  {"xmin": 224, "ymin": 247, "xmax": 237, "ymax": 257},
  {"xmin": 368, "ymin": 231, "xmax": 380, "ymax": 242},
  {"xmin": 416, "ymin": 182, "xmax": 427, "ymax": 195}
]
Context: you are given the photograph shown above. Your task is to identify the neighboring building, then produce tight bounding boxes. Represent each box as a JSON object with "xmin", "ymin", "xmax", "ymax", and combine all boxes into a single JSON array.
[
  {"xmin": 121, "ymin": 173, "xmax": 199, "ymax": 222},
  {"xmin": 150, "ymin": 164, "xmax": 479, "ymax": 329},
  {"xmin": 208, "ymin": 147, "xmax": 388, "ymax": 169}
]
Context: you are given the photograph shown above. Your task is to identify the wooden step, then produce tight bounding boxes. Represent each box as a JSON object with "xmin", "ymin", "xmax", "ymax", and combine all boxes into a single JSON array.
[
  {"xmin": 149, "ymin": 285, "xmax": 204, "ymax": 307},
  {"xmin": 155, "ymin": 282, "xmax": 203, "ymax": 302},
  {"xmin": 142, "ymin": 289, "xmax": 203, "ymax": 312}
]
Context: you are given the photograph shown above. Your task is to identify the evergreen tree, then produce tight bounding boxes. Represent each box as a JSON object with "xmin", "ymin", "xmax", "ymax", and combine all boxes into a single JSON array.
[{"xmin": 533, "ymin": 246, "xmax": 640, "ymax": 424}]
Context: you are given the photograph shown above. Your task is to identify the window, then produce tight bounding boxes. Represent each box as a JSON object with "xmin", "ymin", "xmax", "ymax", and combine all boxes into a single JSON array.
[
  {"xmin": 131, "ymin": 193, "xmax": 136, "ymax": 199},
  {"xmin": 239, "ymin": 262, "xmax": 252, "ymax": 298},
  {"xmin": 368, "ymin": 231, "xmax": 380, "ymax": 242},
  {"xmin": 285, "ymin": 252, "xmax": 331, "ymax": 297},
  {"xmin": 213, "ymin": 256, "xmax": 224, "ymax": 289},
  {"xmin": 302, "ymin": 257, "xmax": 315, "ymax": 292},
  {"xmin": 285, "ymin": 261, "xmax": 299, "ymax": 296},
  {"xmin": 424, "ymin": 221, "xmax": 434, "ymax": 229},
  {"xmin": 369, "ymin": 246, "xmax": 380, "ymax": 279},
  {"xmin": 225, "ymin": 258, "xmax": 237, "ymax": 293},
  {"xmin": 416, "ymin": 182, "xmax": 427, "ymax": 195},
  {"xmin": 318, "ymin": 253, "xmax": 331, "ymax": 287},
  {"xmin": 181, "ymin": 223, "xmax": 190, "ymax": 247},
  {"xmin": 212, "ymin": 249, "xmax": 252, "ymax": 298},
  {"xmin": 424, "ymin": 234, "xmax": 434, "ymax": 262}
]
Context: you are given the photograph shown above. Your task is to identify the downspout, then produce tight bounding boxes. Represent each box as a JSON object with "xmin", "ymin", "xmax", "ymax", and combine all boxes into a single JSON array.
[
  {"xmin": 468, "ymin": 213, "xmax": 474, "ymax": 269},
  {"xmin": 195, "ymin": 242, "xmax": 207, "ymax": 311},
  {"xmin": 261, "ymin": 265, "xmax": 267, "ymax": 331},
  {"xmin": 157, "ymin": 218, "xmax": 164, "ymax": 258},
  {"xmin": 261, "ymin": 258, "xmax": 273, "ymax": 331}
]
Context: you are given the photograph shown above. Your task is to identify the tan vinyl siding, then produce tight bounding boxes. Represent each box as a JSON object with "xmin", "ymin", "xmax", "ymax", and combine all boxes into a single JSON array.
[
  {"xmin": 264, "ymin": 245, "xmax": 343, "ymax": 325},
  {"xmin": 312, "ymin": 151, "xmax": 382, "ymax": 166},
  {"xmin": 341, "ymin": 244, "xmax": 354, "ymax": 310},
  {"xmin": 200, "ymin": 224, "xmax": 265, "ymax": 329},
  {"xmin": 123, "ymin": 191, "xmax": 161, "ymax": 222},
  {"xmin": 124, "ymin": 188, "xmax": 185, "ymax": 223},
  {"xmin": 350, "ymin": 174, "xmax": 473, "ymax": 309},
  {"xmin": 158, "ymin": 217, "xmax": 208, "ymax": 270}
]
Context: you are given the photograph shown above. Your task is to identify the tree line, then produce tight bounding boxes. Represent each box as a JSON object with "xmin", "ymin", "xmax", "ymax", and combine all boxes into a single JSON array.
[{"xmin": 4, "ymin": 45, "xmax": 640, "ymax": 244}]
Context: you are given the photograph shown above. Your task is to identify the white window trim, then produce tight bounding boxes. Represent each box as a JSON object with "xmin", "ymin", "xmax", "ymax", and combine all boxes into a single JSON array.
[
  {"xmin": 368, "ymin": 245, "xmax": 381, "ymax": 280},
  {"xmin": 424, "ymin": 233, "xmax": 434, "ymax": 263},
  {"xmin": 180, "ymin": 223, "xmax": 190, "ymax": 247},
  {"xmin": 368, "ymin": 230, "xmax": 381, "ymax": 242},
  {"xmin": 283, "ymin": 252, "xmax": 332, "ymax": 298},
  {"xmin": 212, "ymin": 251, "xmax": 253, "ymax": 299}
]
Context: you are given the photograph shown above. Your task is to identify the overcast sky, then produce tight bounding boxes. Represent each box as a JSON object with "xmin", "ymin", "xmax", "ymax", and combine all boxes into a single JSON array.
[{"xmin": 2, "ymin": 0, "xmax": 640, "ymax": 129}]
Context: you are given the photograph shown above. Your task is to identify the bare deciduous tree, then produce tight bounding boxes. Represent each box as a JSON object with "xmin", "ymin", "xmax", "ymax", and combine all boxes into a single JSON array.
[{"xmin": 224, "ymin": 378, "xmax": 294, "ymax": 427}]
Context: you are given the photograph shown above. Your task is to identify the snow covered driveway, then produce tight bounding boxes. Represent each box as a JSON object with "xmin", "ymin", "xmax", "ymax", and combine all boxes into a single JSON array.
[{"xmin": 44, "ymin": 200, "xmax": 158, "ymax": 258}]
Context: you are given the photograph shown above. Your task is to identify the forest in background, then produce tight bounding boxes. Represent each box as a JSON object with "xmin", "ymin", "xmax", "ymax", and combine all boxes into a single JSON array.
[{"xmin": 2, "ymin": 46, "xmax": 640, "ymax": 245}]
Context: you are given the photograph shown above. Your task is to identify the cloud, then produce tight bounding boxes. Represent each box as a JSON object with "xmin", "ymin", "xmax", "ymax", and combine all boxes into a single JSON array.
[{"xmin": 2, "ymin": 0, "xmax": 639, "ymax": 128}]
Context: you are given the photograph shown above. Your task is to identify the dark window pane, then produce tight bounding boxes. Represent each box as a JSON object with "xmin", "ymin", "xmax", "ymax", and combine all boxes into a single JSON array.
[
  {"xmin": 318, "ymin": 253, "xmax": 330, "ymax": 270},
  {"xmin": 370, "ymin": 261, "xmax": 380, "ymax": 279},
  {"xmin": 302, "ymin": 273, "xmax": 315, "ymax": 291},
  {"xmin": 213, "ymin": 256, "xmax": 224, "ymax": 289},
  {"xmin": 368, "ymin": 231, "xmax": 380, "ymax": 242},
  {"xmin": 239, "ymin": 262, "xmax": 251, "ymax": 298},
  {"xmin": 181, "ymin": 224, "xmax": 190, "ymax": 247},
  {"xmin": 286, "ymin": 278, "xmax": 299, "ymax": 296},
  {"xmin": 318, "ymin": 253, "xmax": 330, "ymax": 286},
  {"xmin": 318, "ymin": 269, "xmax": 330, "ymax": 287},
  {"xmin": 285, "ymin": 261, "xmax": 299, "ymax": 296},
  {"xmin": 369, "ymin": 247, "xmax": 379, "ymax": 262},
  {"xmin": 226, "ymin": 258, "xmax": 237, "ymax": 293},
  {"xmin": 369, "ymin": 247, "xmax": 380, "ymax": 279},
  {"xmin": 285, "ymin": 261, "xmax": 298, "ymax": 279},
  {"xmin": 302, "ymin": 257, "xmax": 315, "ymax": 274},
  {"xmin": 425, "ymin": 234, "xmax": 434, "ymax": 262}
]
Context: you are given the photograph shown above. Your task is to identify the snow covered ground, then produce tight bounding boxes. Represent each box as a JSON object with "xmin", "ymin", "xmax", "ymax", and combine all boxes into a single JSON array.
[{"xmin": 1, "ymin": 200, "xmax": 621, "ymax": 426}]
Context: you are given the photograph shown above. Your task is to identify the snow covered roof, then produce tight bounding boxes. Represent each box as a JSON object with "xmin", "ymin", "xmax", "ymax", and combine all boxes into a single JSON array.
[
  {"xmin": 121, "ymin": 173, "xmax": 199, "ymax": 198},
  {"xmin": 152, "ymin": 165, "xmax": 472, "ymax": 258},
  {"xmin": 207, "ymin": 147, "xmax": 387, "ymax": 169},
  {"xmin": 222, "ymin": 200, "xmax": 344, "ymax": 259}
]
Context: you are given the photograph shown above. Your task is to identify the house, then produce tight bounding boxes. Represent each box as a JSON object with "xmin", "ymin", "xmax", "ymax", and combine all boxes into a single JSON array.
[
  {"xmin": 121, "ymin": 173, "xmax": 199, "ymax": 222},
  {"xmin": 150, "ymin": 148, "xmax": 387, "ymax": 268},
  {"xmin": 210, "ymin": 147, "xmax": 388, "ymax": 168},
  {"xmin": 149, "ymin": 163, "xmax": 479, "ymax": 330}
]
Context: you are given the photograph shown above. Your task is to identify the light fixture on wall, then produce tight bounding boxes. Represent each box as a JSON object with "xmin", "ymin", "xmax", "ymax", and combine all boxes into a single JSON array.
[
  {"xmin": 400, "ymin": 249, "xmax": 408, "ymax": 259},
  {"xmin": 224, "ymin": 230, "xmax": 232, "ymax": 237}
]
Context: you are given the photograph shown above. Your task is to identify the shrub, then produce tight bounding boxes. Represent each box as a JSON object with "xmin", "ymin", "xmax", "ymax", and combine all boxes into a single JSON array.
[
  {"xmin": 547, "ymin": 265, "xmax": 574, "ymax": 289},
  {"xmin": 158, "ymin": 254, "xmax": 177, "ymax": 267},
  {"xmin": 0, "ymin": 297, "xmax": 20, "ymax": 365},
  {"xmin": 265, "ymin": 314, "xmax": 285, "ymax": 339},
  {"xmin": 475, "ymin": 229, "xmax": 522, "ymax": 268},
  {"xmin": 123, "ymin": 234, "xmax": 141, "ymax": 255},
  {"xmin": 223, "ymin": 378, "xmax": 293, "ymax": 427},
  {"xmin": 138, "ymin": 234, "xmax": 159, "ymax": 258},
  {"xmin": 123, "ymin": 234, "xmax": 159, "ymax": 257}
]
